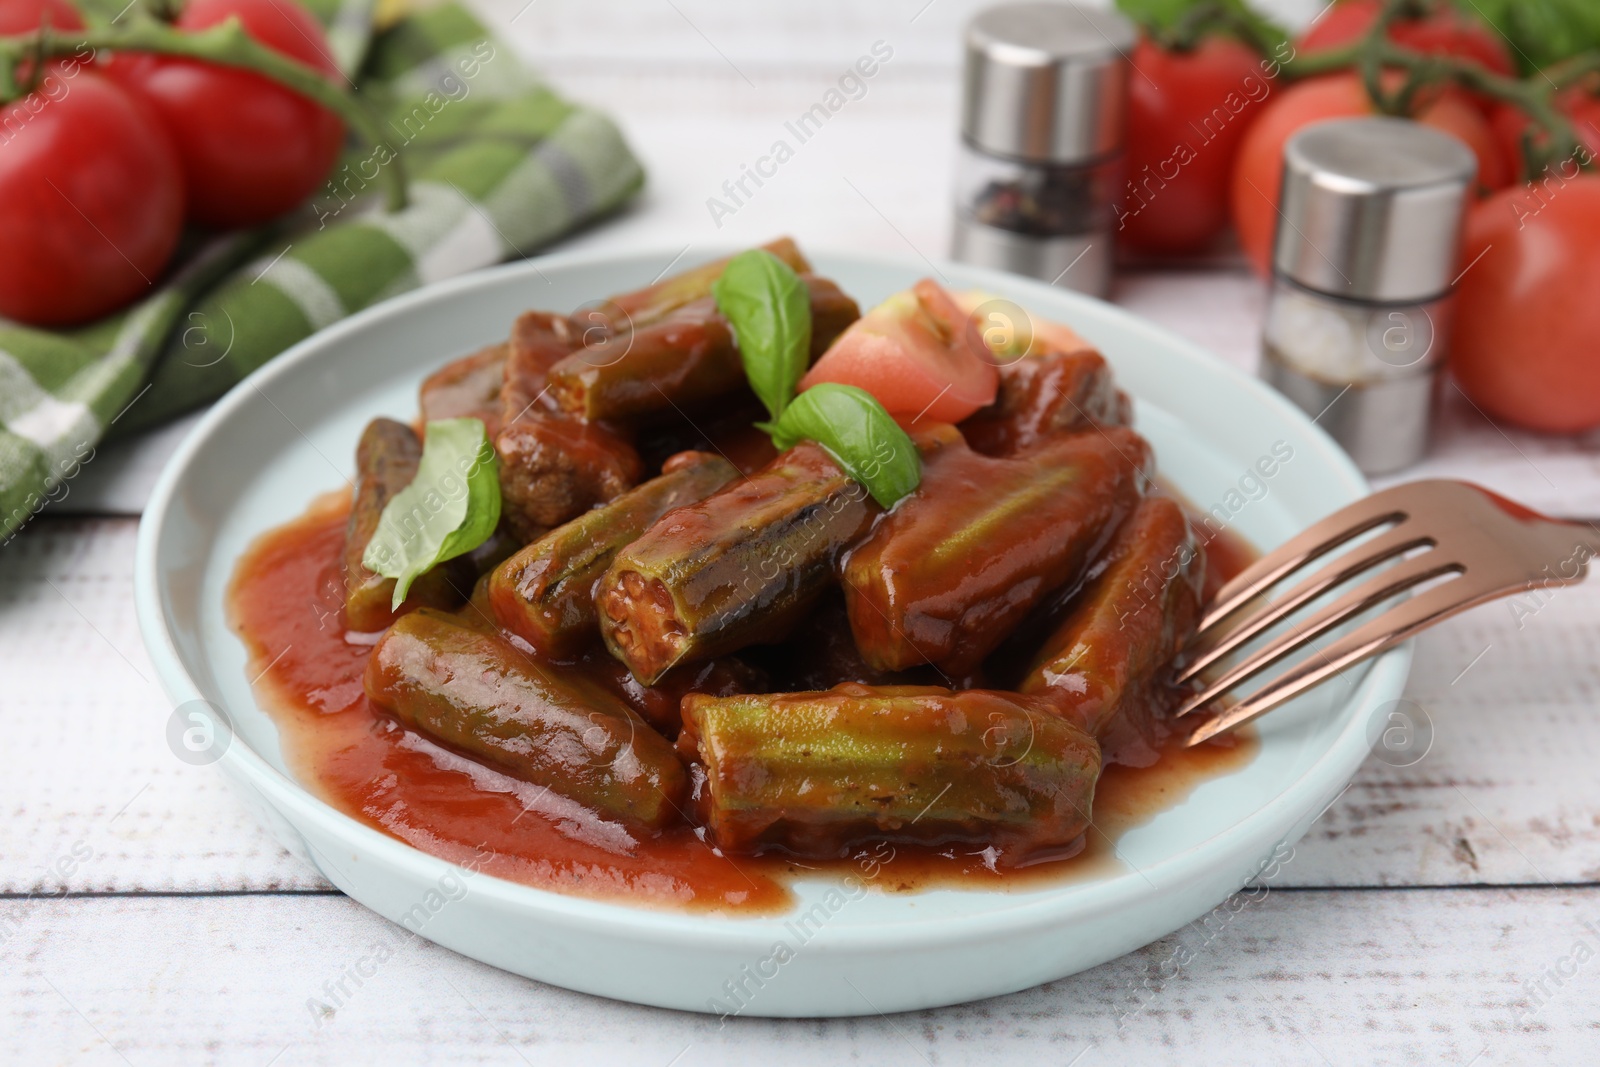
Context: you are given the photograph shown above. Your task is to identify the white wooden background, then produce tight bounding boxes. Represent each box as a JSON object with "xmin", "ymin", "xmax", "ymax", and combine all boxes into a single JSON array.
[{"xmin": 6, "ymin": 1, "xmax": 1600, "ymax": 1063}]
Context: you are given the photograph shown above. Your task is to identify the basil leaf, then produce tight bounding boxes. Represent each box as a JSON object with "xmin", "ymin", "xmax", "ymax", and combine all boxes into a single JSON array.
[
  {"xmin": 362, "ymin": 418, "xmax": 501, "ymax": 609},
  {"xmin": 770, "ymin": 383, "xmax": 921, "ymax": 508},
  {"xmin": 712, "ymin": 248, "xmax": 811, "ymax": 421}
]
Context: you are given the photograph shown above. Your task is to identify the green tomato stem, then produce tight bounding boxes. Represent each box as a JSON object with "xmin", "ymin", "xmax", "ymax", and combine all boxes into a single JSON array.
[
  {"xmin": 0, "ymin": 17, "xmax": 407, "ymax": 212},
  {"xmin": 1279, "ymin": 43, "xmax": 1361, "ymax": 79},
  {"xmin": 1543, "ymin": 52, "xmax": 1600, "ymax": 92},
  {"xmin": 1359, "ymin": 0, "xmax": 1404, "ymax": 114}
]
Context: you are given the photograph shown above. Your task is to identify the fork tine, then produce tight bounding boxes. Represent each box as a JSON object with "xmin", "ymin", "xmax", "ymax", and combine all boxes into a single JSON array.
[
  {"xmin": 1174, "ymin": 552, "xmax": 1462, "ymax": 717},
  {"xmin": 1175, "ymin": 524, "xmax": 1434, "ymax": 683},
  {"xmin": 1198, "ymin": 488, "xmax": 1414, "ymax": 631},
  {"xmin": 1181, "ymin": 580, "xmax": 1489, "ymax": 746}
]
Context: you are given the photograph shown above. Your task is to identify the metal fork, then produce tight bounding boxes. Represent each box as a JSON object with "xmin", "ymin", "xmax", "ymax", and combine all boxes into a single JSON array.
[{"xmin": 1172, "ymin": 480, "xmax": 1600, "ymax": 746}]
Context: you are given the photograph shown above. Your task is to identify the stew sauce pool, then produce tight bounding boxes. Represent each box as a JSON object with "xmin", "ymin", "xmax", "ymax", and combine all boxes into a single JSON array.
[{"xmin": 229, "ymin": 490, "xmax": 1257, "ymax": 915}]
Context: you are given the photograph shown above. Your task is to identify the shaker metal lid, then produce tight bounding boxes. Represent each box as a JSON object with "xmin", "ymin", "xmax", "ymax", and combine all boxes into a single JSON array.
[
  {"xmin": 1273, "ymin": 117, "xmax": 1477, "ymax": 303},
  {"xmin": 961, "ymin": 1, "xmax": 1134, "ymax": 163}
]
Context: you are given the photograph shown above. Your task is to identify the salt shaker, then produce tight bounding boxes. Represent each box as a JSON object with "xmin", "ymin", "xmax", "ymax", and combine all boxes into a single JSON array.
[
  {"xmin": 952, "ymin": 1, "xmax": 1134, "ymax": 297},
  {"xmin": 1262, "ymin": 117, "xmax": 1476, "ymax": 475}
]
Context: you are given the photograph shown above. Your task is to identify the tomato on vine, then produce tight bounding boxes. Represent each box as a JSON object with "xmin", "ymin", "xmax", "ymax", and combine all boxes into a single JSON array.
[
  {"xmin": 1298, "ymin": 0, "xmax": 1514, "ymax": 81},
  {"xmin": 1450, "ymin": 177, "xmax": 1600, "ymax": 434},
  {"xmin": 0, "ymin": 0, "xmax": 82, "ymax": 34},
  {"xmin": 1491, "ymin": 84, "xmax": 1600, "ymax": 182},
  {"xmin": 1119, "ymin": 33, "xmax": 1276, "ymax": 253},
  {"xmin": 0, "ymin": 68, "xmax": 185, "ymax": 325},
  {"xmin": 109, "ymin": 0, "xmax": 346, "ymax": 229}
]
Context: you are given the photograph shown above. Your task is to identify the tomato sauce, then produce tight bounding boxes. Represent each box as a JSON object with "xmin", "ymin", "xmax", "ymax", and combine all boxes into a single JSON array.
[
  {"xmin": 1197, "ymin": 521, "xmax": 1256, "ymax": 604},
  {"xmin": 229, "ymin": 492, "xmax": 1257, "ymax": 915}
]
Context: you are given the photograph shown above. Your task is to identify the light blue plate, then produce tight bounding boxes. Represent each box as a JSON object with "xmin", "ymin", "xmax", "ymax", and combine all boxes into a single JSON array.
[{"xmin": 134, "ymin": 246, "xmax": 1407, "ymax": 1016}]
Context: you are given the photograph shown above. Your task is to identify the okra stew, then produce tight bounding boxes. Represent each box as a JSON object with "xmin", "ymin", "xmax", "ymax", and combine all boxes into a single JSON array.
[{"xmin": 230, "ymin": 239, "xmax": 1256, "ymax": 913}]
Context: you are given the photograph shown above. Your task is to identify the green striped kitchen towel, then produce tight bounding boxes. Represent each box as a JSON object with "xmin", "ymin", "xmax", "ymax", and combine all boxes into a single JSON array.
[{"xmin": 0, "ymin": 0, "xmax": 644, "ymax": 541}]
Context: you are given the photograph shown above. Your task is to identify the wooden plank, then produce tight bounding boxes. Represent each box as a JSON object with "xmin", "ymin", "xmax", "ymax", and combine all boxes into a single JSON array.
[
  {"xmin": 1295, "ymin": 577, "xmax": 1600, "ymax": 887},
  {"xmin": 0, "ymin": 518, "xmax": 330, "ymax": 894},
  {"xmin": 4, "ymin": 518, "xmax": 1600, "ymax": 895},
  {"xmin": 1, "ymin": 887, "xmax": 1594, "ymax": 1064}
]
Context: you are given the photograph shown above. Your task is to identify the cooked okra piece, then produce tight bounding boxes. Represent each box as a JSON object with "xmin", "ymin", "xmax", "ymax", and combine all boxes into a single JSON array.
[
  {"xmin": 494, "ymin": 415, "xmax": 642, "ymax": 542},
  {"xmin": 630, "ymin": 391, "xmax": 777, "ymax": 475},
  {"xmin": 680, "ymin": 683, "xmax": 1102, "ymax": 860},
  {"xmin": 597, "ymin": 237, "xmax": 811, "ymax": 330},
  {"xmin": 787, "ymin": 276, "xmax": 867, "ymax": 366},
  {"xmin": 596, "ymin": 441, "xmax": 879, "ymax": 684},
  {"xmin": 545, "ymin": 276, "xmax": 860, "ymax": 423},
  {"xmin": 579, "ymin": 649, "xmax": 768, "ymax": 738},
  {"xmin": 419, "ymin": 342, "xmax": 508, "ymax": 435},
  {"xmin": 500, "ymin": 310, "xmax": 582, "ymax": 427},
  {"xmin": 1020, "ymin": 495, "xmax": 1205, "ymax": 766},
  {"xmin": 364, "ymin": 609, "xmax": 688, "ymax": 828},
  {"xmin": 546, "ymin": 297, "xmax": 737, "ymax": 424},
  {"xmin": 342, "ymin": 418, "xmax": 464, "ymax": 632},
  {"xmin": 960, "ymin": 348, "xmax": 1130, "ymax": 456},
  {"xmin": 489, "ymin": 451, "xmax": 739, "ymax": 657},
  {"xmin": 492, "ymin": 309, "xmax": 643, "ymax": 540},
  {"xmin": 751, "ymin": 593, "xmax": 911, "ymax": 691},
  {"xmin": 842, "ymin": 427, "xmax": 1152, "ymax": 675}
]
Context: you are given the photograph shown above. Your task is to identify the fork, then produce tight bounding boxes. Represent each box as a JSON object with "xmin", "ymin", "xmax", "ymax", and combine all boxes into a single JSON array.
[{"xmin": 1171, "ymin": 480, "xmax": 1600, "ymax": 746}]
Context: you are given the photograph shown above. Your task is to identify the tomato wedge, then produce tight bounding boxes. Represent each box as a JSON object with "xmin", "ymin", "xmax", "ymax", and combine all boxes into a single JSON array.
[
  {"xmin": 799, "ymin": 279, "xmax": 999, "ymax": 424},
  {"xmin": 952, "ymin": 289, "xmax": 1094, "ymax": 360}
]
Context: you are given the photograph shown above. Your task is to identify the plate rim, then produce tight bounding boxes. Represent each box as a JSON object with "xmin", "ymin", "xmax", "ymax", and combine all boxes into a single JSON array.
[{"xmin": 134, "ymin": 243, "xmax": 1408, "ymax": 953}]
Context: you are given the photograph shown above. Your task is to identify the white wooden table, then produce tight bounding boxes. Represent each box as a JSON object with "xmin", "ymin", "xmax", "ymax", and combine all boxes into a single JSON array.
[{"xmin": 6, "ymin": 2, "xmax": 1600, "ymax": 1063}]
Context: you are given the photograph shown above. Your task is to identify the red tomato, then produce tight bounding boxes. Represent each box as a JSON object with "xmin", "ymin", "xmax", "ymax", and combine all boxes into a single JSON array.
[
  {"xmin": 800, "ymin": 279, "xmax": 999, "ymax": 424},
  {"xmin": 0, "ymin": 69, "xmax": 185, "ymax": 326},
  {"xmin": 1298, "ymin": 0, "xmax": 1513, "ymax": 78},
  {"xmin": 109, "ymin": 0, "xmax": 344, "ymax": 229},
  {"xmin": 1450, "ymin": 177, "xmax": 1600, "ymax": 433},
  {"xmin": 0, "ymin": 0, "xmax": 85, "ymax": 82},
  {"xmin": 0, "ymin": 0, "xmax": 83, "ymax": 32},
  {"xmin": 1491, "ymin": 88, "xmax": 1600, "ymax": 183},
  {"xmin": 1230, "ymin": 73, "xmax": 1509, "ymax": 276},
  {"xmin": 952, "ymin": 289, "xmax": 1094, "ymax": 359},
  {"xmin": 1421, "ymin": 86, "xmax": 1511, "ymax": 192},
  {"xmin": 1119, "ymin": 34, "xmax": 1274, "ymax": 253}
]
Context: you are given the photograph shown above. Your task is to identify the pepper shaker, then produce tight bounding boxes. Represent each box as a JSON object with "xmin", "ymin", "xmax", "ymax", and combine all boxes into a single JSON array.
[
  {"xmin": 952, "ymin": 1, "xmax": 1134, "ymax": 297},
  {"xmin": 1261, "ymin": 117, "xmax": 1476, "ymax": 475}
]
